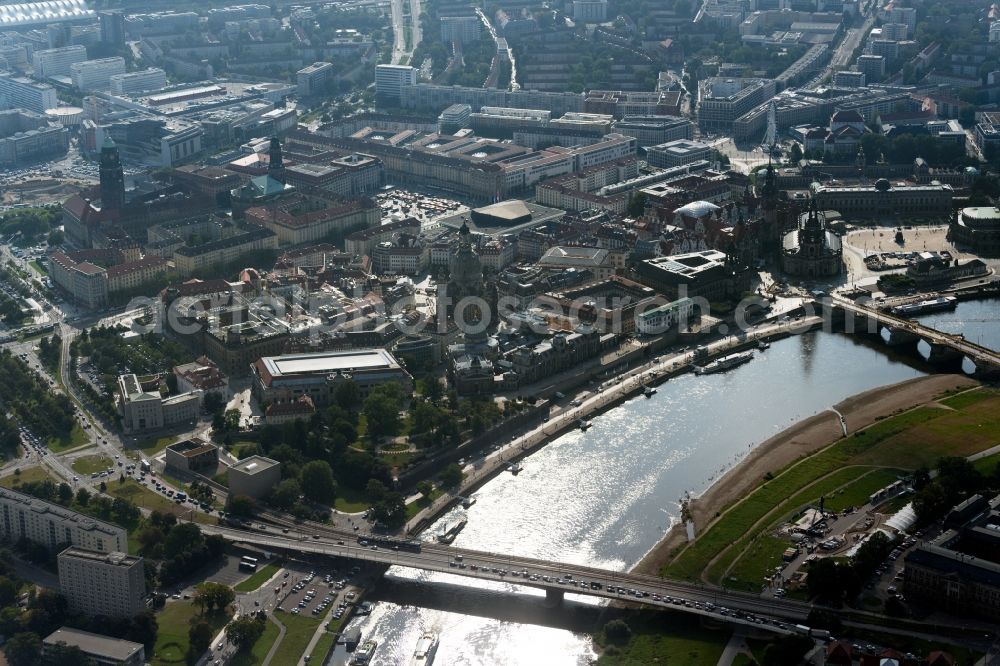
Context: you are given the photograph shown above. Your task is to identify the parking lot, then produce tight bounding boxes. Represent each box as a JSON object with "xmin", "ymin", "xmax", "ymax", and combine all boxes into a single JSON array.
[{"xmin": 276, "ymin": 563, "xmax": 367, "ymax": 625}]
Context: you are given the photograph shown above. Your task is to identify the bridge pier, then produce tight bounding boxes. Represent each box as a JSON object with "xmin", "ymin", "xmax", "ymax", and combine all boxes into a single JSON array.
[
  {"xmin": 925, "ymin": 342, "xmax": 963, "ymax": 365},
  {"xmin": 543, "ymin": 588, "xmax": 564, "ymax": 608},
  {"xmin": 881, "ymin": 326, "xmax": 920, "ymax": 347}
]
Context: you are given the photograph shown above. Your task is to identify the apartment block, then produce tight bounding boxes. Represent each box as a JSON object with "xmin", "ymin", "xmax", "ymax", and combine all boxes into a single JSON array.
[
  {"xmin": 109, "ymin": 68, "xmax": 166, "ymax": 96},
  {"xmin": 57, "ymin": 547, "xmax": 146, "ymax": 618},
  {"xmin": 71, "ymin": 57, "xmax": 126, "ymax": 92},
  {"xmin": 32, "ymin": 44, "xmax": 86, "ymax": 78},
  {"xmin": 440, "ymin": 15, "xmax": 482, "ymax": 44},
  {"xmin": 0, "ymin": 73, "xmax": 58, "ymax": 112},
  {"xmin": 297, "ymin": 61, "xmax": 335, "ymax": 97},
  {"xmin": 0, "ymin": 487, "xmax": 127, "ymax": 552},
  {"xmin": 375, "ymin": 64, "xmax": 416, "ymax": 103}
]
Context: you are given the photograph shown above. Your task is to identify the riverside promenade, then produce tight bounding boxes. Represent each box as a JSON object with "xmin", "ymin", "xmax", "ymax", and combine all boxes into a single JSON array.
[{"xmin": 404, "ymin": 314, "xmax": 824, "ymax": 535}]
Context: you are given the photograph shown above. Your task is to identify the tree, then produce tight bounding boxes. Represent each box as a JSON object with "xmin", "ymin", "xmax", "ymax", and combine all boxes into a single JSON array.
[
  {"xmin": 75, "ymin": 488, "xmax": 91, "ymax": 506},
  {"xmin": 203, "ymin": 392, "xmax": 225, "ymax": 415},
  {"xmin": 440, "ymin": 463, "xmax": 464, "ymax": 489},
  {"xmin": 603, "ymin": 619, "xmax": 631, "ymax": 645},
  {"xmin": 194, "ymin": 582, "xmax": 234, "ymax": 614},
  {"xmin": 789, "ymin": 143, "xmax": 803, "ymax": 162},
  {"xmin": 626, "ymin": 191, "xmax": 648, "ymax": 217},
  {"xmin": 163, "ymin": 523, "xmax": 204, "ymax": 560},
  {"xmin": 137, "ymin": 525, "xmax": 165, "ymax": 558},
  {"xmin": 416, "ymin": 481, "xmax": 433, "ymax": 499},
  {"xmin": 0, "ymin": 576, "xmax": 16, "ymax": 606},
  {"xmin": 335, "ymin": 379, "xmax": 360, "ymax": 410},
  {"xmin": 362, "ymin": 384, "xmax": 403, "ymax": 442},
  {"xmin": 188, "ymin": 620, "xmax": 214, "ymax": 657},
  {"xmin": 3, "ymin": 632, "xmax": 42, "ymax": 666},
  {"xmin": 44, "ymin": 642, "xmax": 85, "ymax": 666},
  {"xmin": 300, "ymin": 460, "xmax": 336, "ymax": 505},
  {"xmin": 365, "ymin": 478, "xmax": 387, "ymax": 502},
  {"xmin": 225, "ymin": 616, "xmax": 266, "ymax": 650},
  {"xmin": 226, "ymin": 494, "xmax": 257, "ymax": 518},
  {"xmin": 57, "ymin": 483, "xmax": 72, "ymax": 504},
  {"xmin": 269, "ymin": 478, "xmax": 301, "ymax": 510}
]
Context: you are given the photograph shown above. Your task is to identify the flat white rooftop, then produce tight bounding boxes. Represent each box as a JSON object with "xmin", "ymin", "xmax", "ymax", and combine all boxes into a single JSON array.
[{"xmin": 265, "ymin": 349, "xmax": 399, "ymax": 376}]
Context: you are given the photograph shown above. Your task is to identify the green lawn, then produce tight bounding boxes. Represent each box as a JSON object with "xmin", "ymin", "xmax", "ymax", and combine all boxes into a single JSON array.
[
  {"xmin": 269, "ymin": 613, "xmax": 322, "ymax": 666},
  {"xmin": 48, "ymin": 424, "xmax": 90, "ymax": 452},
  {"xmin": 667, "ymin": 391, "xmax": 1000, "ymax": 587},
  {"xmin": 229, "ymin": 617, "xmax": 281, "ymax": 666},
  {"xmin": 722, "ymin": 467, "xmax": 904, "ymax": 589},
  {"xmin": 732, "ymin": 654, "xmax": 756, "ymax": 666},
  {"xmin": 152, "ymin": 602, "xmax": 230, "ymax": 666},
  {"xmin": 29, "ymin": 260, "xmax": 47, "ymax": 276},
  {"xmin": 939, "ymin": 387, "xmax": 994, "ymax": 410},
  {"xmin": 405, "ymin": 488, "xmax": 443, "ymax": 520},
  {"xmin": 973, "ymin": 450, "xmax": 1000, "ymax": 476},
  {"xmin": 824, "ymin": 468, "xmax": 905, "ymax": 513},
  {"xmin": 107, "ymin": 479, "xmax": 195, "ymax": 517},
  {"xmin": 853, "ymin": 399, "xmax": 1000, "ymax": 468},
  {"xmin": 136, "ymin": 435, "xmax": 178, "ymax": 455},
  {"xmin": 334, "ymin": 485, "xmax": 370, "ymax": 513},
  {"xmin": 308, "ymin": 631, "xmax": 336, "ymax": 664},
  {"xmin": 72, "ymin": 454, "xmax": 112, "ymax": 475},
  {"xmin": 0, "ymin": 465, "xmax": 53, "ymax": 488},
  {"xmin": 234, "ymin": 563, "xmax": 281, "ymax": 592},
  {"xmin": 594, "ymin": 611, "xmax": 729, "ymax": 665}
]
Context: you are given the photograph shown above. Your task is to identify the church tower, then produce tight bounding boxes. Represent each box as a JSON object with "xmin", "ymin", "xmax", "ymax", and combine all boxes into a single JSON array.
[
  {"xmin": 99, "ymin": 136, "xmax": 125, "ymax": 211},
  {"xmin": 445, "ymin": 222, "xmax": 491, "ymax": 344},
  {"xmin": 268, "ymin": 137, "xmax": 285, "ymax": 183}
]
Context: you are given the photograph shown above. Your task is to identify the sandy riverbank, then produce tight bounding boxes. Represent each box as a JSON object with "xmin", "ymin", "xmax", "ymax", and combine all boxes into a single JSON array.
[{"xmin": 632, "ymin": 373, "xmax": 980, "ymax": 576}]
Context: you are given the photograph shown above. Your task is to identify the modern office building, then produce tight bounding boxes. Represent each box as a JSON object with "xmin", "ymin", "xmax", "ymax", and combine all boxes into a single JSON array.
[
  {"xmin": 296, "ymin": 61, "xmax": 335, "ymax": 97},
  {"xmin": 646, "ymin": 139, "xmax": 713, "ymax": 168},
  {"xmin": 227, "ymin": 455, "xmax": 281, "ymax": 499},
  {"xmin": 0, "ymin": 487, "xmax": 127, "ymax": 552},
  {"xmin": 613, "ymin": 115, "xmax": 694, "ymax": 147},
  {"xmin": 438, "ymin": 103, "xmax": 471, "ymax": 133},
  {"xmin": 635, "ymin": 249, "xmax": 745, "ymax": 301},
  {"xmin": 32, "ymin": 44, "xmax": 86, "ymax": 78},
  {"xmin": 697, "ymin": 77, "xmax": 777, "ymax": 132},
  {"xmin": 164, "ymin": 438, "xmax": 219, "ymax": 474},
  {"xmin": 109, "ymin": 68, "xmax": 166, "ymax": 96},
  {"xmin": 832, "ymin": 70, "xmax": 865, "ymax": 87},
  {"xmin": 57, "ymin": 547, "xmax": 146, "ymax": 619},
  {"xmin": 44, "ymin": 628, "xmax": 144, "ymax": 666},
  {"xmin": 440, "ymin": 15, "xmax": 482, "ymax": 44},
  {"xmin": 0, "ymin": 73, "xmax": 58, "ymax": 112},
  {"xmin": 0, "ymin": 108, "xmax": 68, "ymax": 166},
  {"xmin": 99, "ymin": 10, "xmax": 126, "ymax": 47},
  {"xmin": 71, "ymin": 57, "xmax": 126, "ymax": 91},
  {"xmin": 375, "ymin": 64, "xmax": 416, "ymax": 103},
  {"xmin": 856, "ymin": 54, "xmax": 885, "ymax": 82},
  {"xmin": 251, "ymin": 349, "xmax": 413, "ymax": 407}
]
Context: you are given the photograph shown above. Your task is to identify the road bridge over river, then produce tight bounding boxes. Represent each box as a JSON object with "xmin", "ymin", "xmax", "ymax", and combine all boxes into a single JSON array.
[
  {"xmin": 201, "ymin": 523, "xmax": 809, "ymax": 634},
  {"xmin": 830, "ymin": 295, "xmax": 1000, "ymax": 375}
]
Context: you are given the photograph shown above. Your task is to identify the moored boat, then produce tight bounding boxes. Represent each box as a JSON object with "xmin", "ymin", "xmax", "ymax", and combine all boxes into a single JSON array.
[{"xmin": 694, "ymin": 351, "xmax": 755, "ymax": 375}]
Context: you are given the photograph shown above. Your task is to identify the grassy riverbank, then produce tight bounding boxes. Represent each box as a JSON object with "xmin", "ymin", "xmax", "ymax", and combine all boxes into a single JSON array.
[{"xmin": 663, "ymin": 385, "xmax": 1000, "ymax": 589}]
